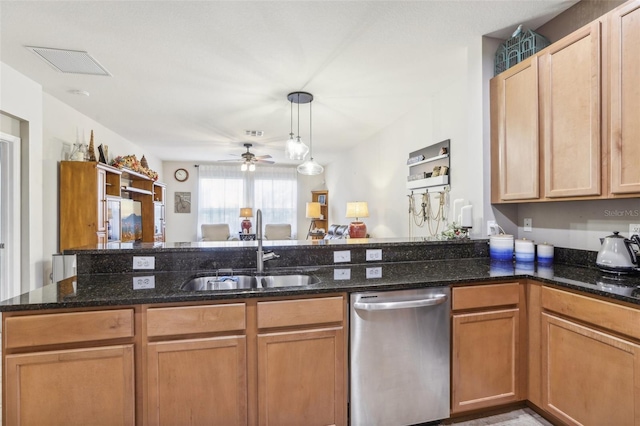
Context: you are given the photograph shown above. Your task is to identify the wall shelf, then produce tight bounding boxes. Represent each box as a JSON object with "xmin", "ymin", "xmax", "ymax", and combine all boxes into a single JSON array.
[{"xmin": 406, "ymin": 139, "xmax": 450, "ymax": 191}]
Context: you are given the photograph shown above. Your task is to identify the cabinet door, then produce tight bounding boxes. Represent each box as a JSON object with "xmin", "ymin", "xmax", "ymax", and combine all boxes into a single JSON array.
[
  {"xmin": 610, "ymin": 0, "xmax": 640, "ymax": 194},
  {"xmin": 491, "ymin": 57, "xmax": 540, "ymax": 201},
  {"xmin": 97, "ymin": 167, "xmax": 107, "ymax": 233},
  {"xmin": 5, "ymin": 344, "xmax": 135, "ymax": 426},
  {"xmin": 452, "ymin": 308, "xmax": 521, "ymax": 413},
  {"xmin": 541, "ymin": 313, "xmax": 640, "ymax": 425},
  {"xmin": 257, "ymin": 327, "xmax": 345, "ymax": 426},
  {"xmin": 540, "ymin": 21, "xmax": 602, "ymax": 198},
  {"xmin": 146, "ymin": 336, "xmax": 247, "ymax": 426}
]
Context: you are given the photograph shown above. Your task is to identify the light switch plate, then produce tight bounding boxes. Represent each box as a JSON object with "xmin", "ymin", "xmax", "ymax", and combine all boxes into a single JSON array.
[
  {"xmin": 333, "ymin": 269, "xmax": 351, "ymax": 280},
  {"xmin": 334, "ymin": 250, "xmax": 351, "ymax": 263},
  {"xmin": 133, "ymin": 256, "xmax": 155, "ymax": 270},
  {"xmin": 366, "ymin": 267, "xmax": 382, "ymax": 279},
  {"xmin": 366, "ymin": 249, "xmax": 382, "ymax": 261},
  {"xmin": 630, "ymin": 223, "xmax": 640, "ymax": 236},
  {"xmin": 133, "ymin": 276, "xmax": 155, "ymax": 290},
  {"xmin": 523, "ymin": 218, "xmax": 532, "ymax": 232}
]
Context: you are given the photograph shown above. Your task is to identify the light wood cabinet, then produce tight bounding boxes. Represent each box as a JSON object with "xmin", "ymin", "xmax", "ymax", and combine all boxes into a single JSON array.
[
  {"xmin": 451, "ymin": 283, "xmax": 525, "ymax": 413},
  {"xmin": 539, "ymin": 20, "xmax": 602, "ymax": 198},
  {"xmin": 609, "ymin": 0, "xmax": 640, "ymax": 195},
  {"xmin": 143, "ymin": 295, "xmax": 347, "ymax": 426},
  {"xmin": 540, "ymin": 286, "xmax": 640, "ymax": 425},
  {"xmin": 491, "ymin": 57, "xmax": 540, "ymax": 202},
  {"xmin": 256, "ymin": 296, "xmax": 346, "ymax": 426},
  {"xmin": 3, "ymin": 309, "xmax": 136, "ymax": 426},
  {"xmin": 59, "ymin": 161, "xmax": 166, "ymax": 251}
]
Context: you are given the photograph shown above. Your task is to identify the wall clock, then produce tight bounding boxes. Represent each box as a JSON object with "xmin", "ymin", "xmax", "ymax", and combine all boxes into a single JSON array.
[{"xmin": 174, "ymin": 168, "xmax": 189, "ymax": 182}]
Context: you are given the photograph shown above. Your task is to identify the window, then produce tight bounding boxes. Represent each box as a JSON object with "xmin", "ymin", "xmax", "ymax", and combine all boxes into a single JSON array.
[{"xmin": 197, "ymin": 164, "xmax": 298, "ymax": 238}]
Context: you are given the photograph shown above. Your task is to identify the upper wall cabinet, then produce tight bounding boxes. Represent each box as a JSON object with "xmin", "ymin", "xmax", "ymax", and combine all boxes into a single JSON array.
[
  {"xmin": 491, "ymin": 0, "xmax": 640, "ymax": 204},
  {"xmin": 491, "ymin": 57, "xmax": 540, "ymax": 202},
  {"xmin": 539, "ymin": 21, "xmax": 602, "ymax": 198},
  {"xmin": 609, "ymin": 0, "xmax": 640, "ymax": 195}
]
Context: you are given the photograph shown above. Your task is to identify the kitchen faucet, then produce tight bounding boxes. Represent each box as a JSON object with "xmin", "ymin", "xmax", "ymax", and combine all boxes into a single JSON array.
[{"xmin": 256, "ymin": 209, "xmax": 279, "ymax": 273}]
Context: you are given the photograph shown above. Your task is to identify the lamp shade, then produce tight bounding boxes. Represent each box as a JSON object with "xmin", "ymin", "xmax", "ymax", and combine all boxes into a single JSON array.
[
  {"xmin": 306, "ymin": 202, "xmax": 322, "ymax": 219},
  {"xmin": 346, "ymin": 202, "xmax": 369, "ymax": 219},
  {"xmin": 239, "ymin": 207, "xmax": 253, "ymax": 218}
]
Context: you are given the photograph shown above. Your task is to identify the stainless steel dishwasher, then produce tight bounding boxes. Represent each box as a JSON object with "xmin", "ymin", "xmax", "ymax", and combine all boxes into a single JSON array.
[{"xmin": 350, "ymin": 287, "xmax": 450, "ymax": 426}]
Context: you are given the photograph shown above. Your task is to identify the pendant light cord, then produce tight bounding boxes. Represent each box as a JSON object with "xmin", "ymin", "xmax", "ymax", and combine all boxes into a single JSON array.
[
  {"xmin": 296, "ymin": 93, "xmax": 300, "ymax": 139},
  {"xmin": 290, "ymin": 97, "xmax": 293, "ymax": 135},
  {"xmin": 309, "ymin": 100, "xmax": 313, "ymax": 159}
]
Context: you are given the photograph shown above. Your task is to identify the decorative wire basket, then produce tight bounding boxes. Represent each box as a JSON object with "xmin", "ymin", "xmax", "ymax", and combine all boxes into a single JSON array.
[{"xmin": 494, "ymin": 27, "xmax": 550, "ymax": 76}]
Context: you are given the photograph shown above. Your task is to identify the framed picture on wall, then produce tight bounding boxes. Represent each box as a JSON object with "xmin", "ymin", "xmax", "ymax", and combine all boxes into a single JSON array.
[
  {"xmin": 317, "ymin": 194, "xmax": 326, "ymax": 205},
  {"xmin": 175, "ymin": 192, "xmax": 191, "ymax": 213}
]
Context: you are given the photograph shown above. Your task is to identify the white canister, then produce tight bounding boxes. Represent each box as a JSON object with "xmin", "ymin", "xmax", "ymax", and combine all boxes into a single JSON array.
[
  {"xmin": 537, "ymin": 243, "xmax": 554, "ymax": 264},
  {"xmin": 515, "ymin": 238, "xmax": 535, "ymax": 262},
  {"xmin": 490, "ymin": 234, "xmax": 514, "ymax": 261}
]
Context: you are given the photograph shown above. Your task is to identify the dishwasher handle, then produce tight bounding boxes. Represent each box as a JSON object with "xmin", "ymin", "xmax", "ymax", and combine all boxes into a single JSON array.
[{"xmin": 353, "ymin": 293, "xmax": 448, "ymax": 311}]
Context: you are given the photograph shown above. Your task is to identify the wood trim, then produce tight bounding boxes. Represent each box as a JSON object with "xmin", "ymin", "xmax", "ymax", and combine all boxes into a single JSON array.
[
  {"xmin": 257, "ymin": 296, "xmax": 343, "ymax": 329},
  {"xmin": 526, "ymin": 282, "xmax": 542, "ymax": 407},
  {"xmin": 146, "ymin": 303, "xmax": 246, "ymax": 337},
  {"xmin": 609, "ymin": 0, "xmax": 640, "ymax": 194},
  {"xmin": 4, "ymin": 309, "xmax": 134, "ymax": 349},
  {"xmin": 541, "ymin": 286, "xmax": 640, "ymax": 341},
  {"xmin": 452, "ymin": 283, "xmax": 520, "ymax": 311}
]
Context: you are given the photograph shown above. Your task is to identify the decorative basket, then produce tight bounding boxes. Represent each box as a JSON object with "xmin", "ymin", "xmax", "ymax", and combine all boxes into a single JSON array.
[{"xmin": 494, "ymin": 27, "xmax": 550, "ymax": 76}]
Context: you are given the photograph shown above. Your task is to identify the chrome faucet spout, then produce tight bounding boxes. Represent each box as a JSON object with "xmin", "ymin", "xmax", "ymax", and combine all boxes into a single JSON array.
[{"xmin": 256, "ymin": 209, "xmax": 278, "ymax": 273}]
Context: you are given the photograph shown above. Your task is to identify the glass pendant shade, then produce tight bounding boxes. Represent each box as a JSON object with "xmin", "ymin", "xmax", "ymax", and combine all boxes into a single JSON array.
[
  {"xmin": 289, "ymin": 136, "xmax": 309, "ymax": 160},
  {"xmin": 297, "ymin": 158, "xmax": 324, "ymax": 175},
  {"xmin": 284, "ymin": 133, "xmax": 296, "ymax": 158}
]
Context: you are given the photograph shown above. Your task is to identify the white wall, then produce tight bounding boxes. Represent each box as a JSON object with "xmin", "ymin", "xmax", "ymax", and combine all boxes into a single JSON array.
[
  {"xmin": 42, "ymin": 93, "xmax": 163, "ymax": 282},
  {"xmin": 0, "ymin": 62, "xmax": 44, "ymax": 292},
  {"xmin": 163, "ymin": 161, "xmax": 323, "ymax": 241}
]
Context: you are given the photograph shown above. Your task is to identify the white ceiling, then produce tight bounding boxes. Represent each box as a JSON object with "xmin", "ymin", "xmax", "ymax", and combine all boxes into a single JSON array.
[{"xmin": 0, "ymin": 1, "xmax": 577, "ymax": 166}]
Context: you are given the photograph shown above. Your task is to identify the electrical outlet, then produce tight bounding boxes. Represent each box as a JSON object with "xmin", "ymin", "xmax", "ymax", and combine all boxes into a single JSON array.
[
  {"xmin": 366, "ymin": 249, "xmax": 382, "ymax": 261},
  {"xmin": 133, "ymin": 256, "xmax": 155, "ymax": 270},
  {"xmin": 524, "ymin": 218, "xmax": 532, "ymax": 232},
  {"xmin": 132, "ymin": 276, "xmax": 155, "ymax": 290},
  {"xmin": 366, "ymin": 267, "xmax": 382, "ymax": 279},
  {"xmin": 334, "ymin": 250, "xmax": 351, "ymax": 263},
  {"xmin": 630, "ymin": 223, "xmax": 640, "ymax": 236}
]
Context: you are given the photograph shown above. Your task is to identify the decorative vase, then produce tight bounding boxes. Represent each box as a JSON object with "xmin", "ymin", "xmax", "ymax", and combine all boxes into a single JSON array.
[{"xmin": 87, "ymin": 130, "xmax": 97, "ymax": 162}]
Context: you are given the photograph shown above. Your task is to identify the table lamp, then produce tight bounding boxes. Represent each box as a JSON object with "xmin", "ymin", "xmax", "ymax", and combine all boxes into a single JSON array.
[
  {"xmin": 306, "ymin": 202, "xmax": 322, "ymax": 238},
  {"xmin": 346, "ymin": 201, "xmax": 369, "ymax": 238},
  {"xmin": 240, "ymin": 207, "xmax": 253, "ymax": 234}
]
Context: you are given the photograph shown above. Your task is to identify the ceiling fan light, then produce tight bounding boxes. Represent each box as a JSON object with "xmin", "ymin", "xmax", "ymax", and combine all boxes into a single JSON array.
[
  {"xmin": 249, "ymin": 163, "xmax": 256, "ymax": 172},
  {"xmin": 241, "ymin": 163, "xmax": 248, "ymax": 171},
  {"xmin": 297, "ymin": 158, "xmax": 324, "ymax": 176}
]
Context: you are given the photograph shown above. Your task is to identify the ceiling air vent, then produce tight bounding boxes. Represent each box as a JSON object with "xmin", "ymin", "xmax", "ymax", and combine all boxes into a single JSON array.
[
  {"xmin": 26, "ymin": 46, "xmax": 111, "ymax": 76},
  {"xmin": 245, "ymin": 130, "xmax": 264, "ymax": 137}
]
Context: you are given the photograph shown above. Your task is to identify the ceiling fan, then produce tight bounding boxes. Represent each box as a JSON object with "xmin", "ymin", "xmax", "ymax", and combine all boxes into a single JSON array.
[{"xmin": 220, "ymin": 143, "xmax": 274, "ymax": 171}]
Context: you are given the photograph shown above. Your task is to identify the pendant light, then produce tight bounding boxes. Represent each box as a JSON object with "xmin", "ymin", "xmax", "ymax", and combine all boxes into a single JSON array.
[
  {"xmin": 297, "ymin": 97, "xmax": 324, "ymax": 176},
  {"xmin": 285, "ymin": 92, "xmax": 309, "ymax": 160}
]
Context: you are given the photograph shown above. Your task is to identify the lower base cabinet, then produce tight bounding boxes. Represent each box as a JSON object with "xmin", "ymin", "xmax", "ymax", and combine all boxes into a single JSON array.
[
  {"xmin": 539, "ymin": 285, "xmax": 640, "ymax": 426},
  {"xmin": 5, "ymin": 345, "xmax": 135, "ymax": 426},
  {"xmin": 146, "ymin": 337, "xmax": 248, "ymax": 425},
  {"xmin": 451, "ymin": 283, "xmax": 524, "ymax": 414}
]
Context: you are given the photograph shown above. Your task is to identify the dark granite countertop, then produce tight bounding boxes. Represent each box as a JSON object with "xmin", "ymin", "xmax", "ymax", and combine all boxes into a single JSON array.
[{"xmin": 2, "ymin": 257, "xmax": 639, "ymax": 312}]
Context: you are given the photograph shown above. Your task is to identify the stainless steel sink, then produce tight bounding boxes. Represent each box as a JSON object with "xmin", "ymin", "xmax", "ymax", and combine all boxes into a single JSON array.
[
  {"xmin": 259, "ymin": 274, "xmax": 321, "ymax": 288},
  {"xmin": 181, "ymin": 275, "xmax": 258, "ymax": 291},
  {"xmin": 180, "ymin": 272, "xmax": 320, "ymax": 291}
]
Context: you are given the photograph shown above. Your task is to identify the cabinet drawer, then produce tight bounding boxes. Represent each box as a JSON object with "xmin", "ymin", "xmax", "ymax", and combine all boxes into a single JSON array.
[
  {"xmin": 452, "ymin": 283, "xmax": 520, "ymax": 311},
  {"xmin": 541, "ymin": 286, "xmax": 640, "ymax": 341},
  {"xmin": 5, "ymin": 309, "xmax": 134, "ymax": 349},
  {"xmin": 258, "ymin": 296, "xmax": 344, "ymax": 329},
  {"xmin": 147, "ymin": 303, "xmax": 246, "ymax": 337}
]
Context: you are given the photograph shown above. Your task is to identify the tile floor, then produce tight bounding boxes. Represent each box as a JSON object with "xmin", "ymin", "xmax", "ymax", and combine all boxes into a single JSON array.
[{"xmin": 442, "ymin": 408, "xmax": 554, "ymax": 426}]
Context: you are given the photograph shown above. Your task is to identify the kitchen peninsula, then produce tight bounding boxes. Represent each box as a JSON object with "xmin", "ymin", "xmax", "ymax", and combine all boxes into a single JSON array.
[{"xmin": 2, "ymin": 238, "xmax": 640, "ymax": 425}]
